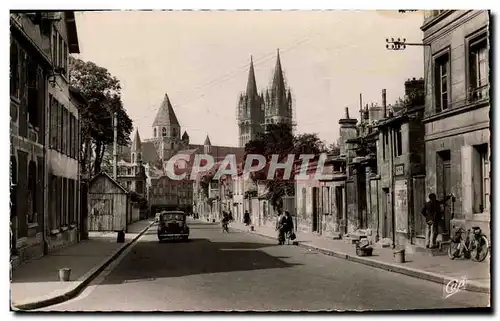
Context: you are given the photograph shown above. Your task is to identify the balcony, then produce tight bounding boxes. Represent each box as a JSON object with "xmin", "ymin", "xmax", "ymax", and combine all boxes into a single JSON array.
[{"xmin": 468, "ymin": 84, "xmax": 490, "ymax": 103}]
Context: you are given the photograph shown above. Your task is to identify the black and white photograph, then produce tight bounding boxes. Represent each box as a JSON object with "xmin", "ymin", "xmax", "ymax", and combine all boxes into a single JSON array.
[{"xmin": 6, "ymin": 3, "xmax": 493, "ymax": 313}]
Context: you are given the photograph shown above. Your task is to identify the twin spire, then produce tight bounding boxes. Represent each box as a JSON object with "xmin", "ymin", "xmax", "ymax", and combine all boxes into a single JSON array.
[{"xmin": 245, "ymin": 49, "xmax": 286, "ymax": 97}]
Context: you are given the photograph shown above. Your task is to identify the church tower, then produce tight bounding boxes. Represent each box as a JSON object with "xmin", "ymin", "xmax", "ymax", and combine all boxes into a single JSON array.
[
  {"xmin": 204, "ymin": 134, "xmax": 212, "ymax": 154},
  {"xmin": 263, "ymin": 49, "xmax": 293, "ymax": 131},
  {"xmin": 131, "ymin": 128, "xmax": 142, "ymax": 168},
  {"xmin": 152, "ymin": 93, "xmax": 182, "ymax": 160},
  {"xmin": 237, "ymin": 56, "xmax": 264, "ymax": 147}
]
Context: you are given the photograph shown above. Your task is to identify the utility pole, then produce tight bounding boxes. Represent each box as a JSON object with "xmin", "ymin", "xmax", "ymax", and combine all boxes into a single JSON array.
[
  {"xmin": 385, "ymin": 37, "xmax": 431, "ymax": 50},
  {"xmin": 382, "ymin": 89, "xmax": 387, "ymax": 118},
  {"xmin": 112, "ymin": 112, "xmax": 118, "ymax": 180}
]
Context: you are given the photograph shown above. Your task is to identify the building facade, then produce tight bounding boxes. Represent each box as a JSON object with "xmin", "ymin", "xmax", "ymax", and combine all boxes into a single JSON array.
[
  {"xmin": 10, "ymin": 11, "xmax": 81, "ymax": 265},
  {"xmin": 421, "ymin": 10, "xmax": 491, "ymax": 240}
]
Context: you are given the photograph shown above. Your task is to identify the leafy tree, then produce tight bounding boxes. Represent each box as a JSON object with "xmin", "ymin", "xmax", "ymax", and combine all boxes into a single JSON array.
[
  {"xmin": 244, "ymin": 123, "xmax": 327, "ymax": 213},
  {"xmin": 328, "ymin": 142, "xmax": 341, "ymax": 156},
  {"xmin": 69, "ymin": 57, "xmax": 133, "ymax": 176}
]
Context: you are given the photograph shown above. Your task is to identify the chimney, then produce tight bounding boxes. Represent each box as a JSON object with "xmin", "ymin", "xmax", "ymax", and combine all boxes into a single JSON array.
[
  {"xmin": 382, "ymin": 89, "xmax": 387, "ymax": 118},
  {"xmin": 345, "ymin": 107, "xmax": 350, "ymax": 119}
]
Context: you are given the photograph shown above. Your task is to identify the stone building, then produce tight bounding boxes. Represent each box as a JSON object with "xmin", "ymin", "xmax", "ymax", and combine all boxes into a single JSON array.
[
  {"xmin": 114, "ymin": 94, "xmax": 243, "ymax": 215},
  {"xmin": 375, "ymin": 79, "xmax": 426, "ymax": 250},
  {"xmin": 10, "ymin": 12, "xmax": 81, "ymax": 266},
  {"xmin": 116, "ymin": 129, "xmax": 147, "ymax": 198},
  {"xmin": 421, "ymin": 10, "xmax": 490, "ymax": 240},
  {"xmin": 237, "ymin": 50, "xmax": 294, "ymax": 147}
]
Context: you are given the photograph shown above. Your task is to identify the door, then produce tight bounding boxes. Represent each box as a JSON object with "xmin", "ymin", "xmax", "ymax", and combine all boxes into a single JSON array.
[
  {"xmin": 312, "ymin": 187, "xmax": 319, "ymax": 232},
  {"xmin": 335, "ymin": 186, "xmax": 344, "ymax": 233},
  {"xmin": 382, "ymin": 188, "xmax": 392, "ymax": 240},
  {"xmin": 437, "ymin": 151, "xmax": 451, "ymax": 235},
  {"xmin": 412, "ymin": 176, "xmax": 427, "ymax": 241}
]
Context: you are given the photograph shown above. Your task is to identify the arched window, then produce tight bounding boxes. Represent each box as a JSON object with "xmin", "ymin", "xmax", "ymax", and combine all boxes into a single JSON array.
[
  {"xmin": 131, "ymin": 153, "xmax": 135, "ymax": 163},
  {"xmin": 172, "ymin": 127, "xmax": 177, "ymax": 137},
  {"xmin": 137, "ymin": 153, "xmax": 142, "ymax": 162},
  {"xmin": 153, "ymin": 128, "xmax": 157, "ymax": 137},
  {"xmin": 28, "ymin": 160, "xmax": 36, "ymax": 224},
  {"xmin": 162, "ymin": 127, "xmax": 167, "ymax": 137}
]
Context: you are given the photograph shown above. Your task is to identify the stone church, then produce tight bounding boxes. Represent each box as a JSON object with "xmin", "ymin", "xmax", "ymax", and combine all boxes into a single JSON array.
[{"xmin": 237, "ymin": 49, "xmax": 295, "ymax": 147}]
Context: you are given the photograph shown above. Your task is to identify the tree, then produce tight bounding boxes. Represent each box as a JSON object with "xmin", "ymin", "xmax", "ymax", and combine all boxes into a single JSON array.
[
  {"xmin": 328, "ymin": 142, "xmax": 341, "ymax": 156},
  {"xmin": 69, "ymin": 57, "xmax": 133, "ymax": 176},
  {"xmin": 244, "ymin": 123, "xmax": 327, "ymax": 213}
]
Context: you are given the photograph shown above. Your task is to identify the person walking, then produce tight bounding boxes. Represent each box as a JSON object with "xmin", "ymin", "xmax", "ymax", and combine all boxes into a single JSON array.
[
  {"xmin": 421, "ymin": 193, "xmax": 453, "ymax": 248},
  {"xmin": 243, "ymin": 210, "xmax": 250, "ymax": 226}
]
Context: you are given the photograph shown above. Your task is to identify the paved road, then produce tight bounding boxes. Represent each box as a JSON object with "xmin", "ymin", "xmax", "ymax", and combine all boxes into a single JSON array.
[{"xmin": 40, "ymin": 219, "xmax": 490, "ymax": 311}]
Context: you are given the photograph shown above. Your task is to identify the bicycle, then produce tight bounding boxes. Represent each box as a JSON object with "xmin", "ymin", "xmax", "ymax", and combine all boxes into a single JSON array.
[{"xmin": 448, "ymin": 226, "xmax": 489, "ymax": 262}]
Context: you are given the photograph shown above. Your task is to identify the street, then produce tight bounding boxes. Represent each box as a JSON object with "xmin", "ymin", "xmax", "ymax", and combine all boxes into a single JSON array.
[{"xmin": 40, "ymin": 219, "xmax": 490, "ymax": 311}]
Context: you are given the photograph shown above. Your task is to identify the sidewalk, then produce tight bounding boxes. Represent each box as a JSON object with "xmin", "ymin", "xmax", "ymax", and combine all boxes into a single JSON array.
[
  {"xmin": 10, "ymin": 219, "xmax": 154, "ymax": 311},
  {"xmin": 230, "ymin": 222, "xmax": 490, "ymax": 294}
]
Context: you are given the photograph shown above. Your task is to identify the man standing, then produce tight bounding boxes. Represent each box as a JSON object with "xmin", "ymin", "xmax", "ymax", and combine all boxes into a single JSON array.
[{"xmin": 421, "ymin": 193, "xmax": 453, "ymax": 248}]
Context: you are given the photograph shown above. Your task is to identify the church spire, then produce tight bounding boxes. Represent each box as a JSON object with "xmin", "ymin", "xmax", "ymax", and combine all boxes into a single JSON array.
[
  {"xmin": 271, "ymin": 49, "xmax": 286, "ymax": 96},
  {"xmin": 246, "ymin": 55, "xmax": 258, "ymax": 97},
  {"xmin": 131, "ymin": 128, "xmax": 142, "ymax": 152},
  {"xmin": 153, "ymin": 93, "xmax": 180, "ymax": 127}
]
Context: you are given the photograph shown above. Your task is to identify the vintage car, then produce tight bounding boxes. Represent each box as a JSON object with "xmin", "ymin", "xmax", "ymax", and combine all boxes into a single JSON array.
[{"xmin": 157, "ymin": 211, "xmax": 190, "ymax": 242}]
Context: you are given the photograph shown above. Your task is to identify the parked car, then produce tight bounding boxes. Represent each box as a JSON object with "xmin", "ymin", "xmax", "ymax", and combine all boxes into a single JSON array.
[{"xmin": 157, "ymin": 211, "xmax": 190, "ymax": 242}]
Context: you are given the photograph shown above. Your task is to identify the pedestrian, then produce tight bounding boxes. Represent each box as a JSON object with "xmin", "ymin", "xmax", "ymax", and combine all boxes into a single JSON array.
[
  {"xmin": 228, "ymin": 210, "xmax": 233, "ymax": 222},
  {"xmin": 421, "ymin": 193, "xmax": 453, "ymax": 248},
  {"xmin": 276, "ymin": 211, "xmax": 294, "ymax": 245},
  {"xmin": 243, "ymin": 210, "xmax": 250, "ymax": 226}
]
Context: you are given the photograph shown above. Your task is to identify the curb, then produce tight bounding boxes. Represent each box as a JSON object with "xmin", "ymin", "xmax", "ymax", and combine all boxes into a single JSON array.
[
  {"xmin": 232, "ymin": 226, "xmax": 490, "ymax": 294},
  {"xmin": 12, "ymin": 221, "xmax": 155, "ymax": 311}
]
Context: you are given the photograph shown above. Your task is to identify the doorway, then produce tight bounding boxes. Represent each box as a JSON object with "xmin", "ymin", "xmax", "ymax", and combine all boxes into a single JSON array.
[
  {"xmin": 312, "ymin": 187, "xmax": 320, "ymax": 233},
  {"xmin": 382, "ymin": 188, "xmax": 392, "ymax": 240},
  {"xmin": 437, "ymin": 150, "xmax": 451, "ymax": 235},
  {"xmin": 335, "ymin": 186, "xmax": 344, "ymax": 233}
]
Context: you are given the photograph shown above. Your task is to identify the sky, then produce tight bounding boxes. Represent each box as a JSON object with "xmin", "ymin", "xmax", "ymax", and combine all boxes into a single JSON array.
[{"xmin": 73, "ymin": 10, "xmax": 425, "ymax": 147}]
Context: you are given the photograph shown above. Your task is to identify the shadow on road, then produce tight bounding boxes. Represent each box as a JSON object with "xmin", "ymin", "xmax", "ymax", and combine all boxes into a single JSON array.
[{"xmin": 101, "ymin": 237, "xmax": 302, "ymax": 284}]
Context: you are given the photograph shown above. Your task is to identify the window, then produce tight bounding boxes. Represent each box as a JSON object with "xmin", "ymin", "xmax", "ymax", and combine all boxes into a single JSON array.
[
  {"xmin": 57, "ymin": 102, "xmax": 62, "ymax": 151},
  {"xmin": 468, "ymin": 33, "xmax": 488, "ymax": 101},
  {"xmin": 434, "ymin": 53, "xmax": 450, "ymax": 112},
  {"xmin": 69, "ymin": 115, "xmax": 73, "ymax": 158},
  {"xmin": 10, "ymin": 39, "xmax": 20, "ymax": 99},
  {"xmin": 472, "ymin": 144, "xmax": 489, "ymax": 214},
  {"xmin": 154, "ymin": 128, "xmax": 157, "ymax": 137},
  {"xmin": 27, "ymin": 57, "xmax": 39, "ymax": 127},
  {"xmin": 132, "ymin": 153, "xmax": 135, "ymax": 163},
  {"xmin": 127, "ymin": 181, "xmax": 132, "ymax": 190},
  {"xmin": 52, "ymin": 28, "xmax": 57, "ymax": 64},
  {"xmin": 61, "ymin": 178, "xmax": 67, "ymax": 226},
  {"xmin": 58, "ymin": 34, "xmax": 63, "ymax": 68},
  {"xmin": 394, "ymin": 126, "xmax": 403, "ymax": 157},
  {"xmin": 63, "ymin": 42, "xmax": 68, "ymax": 76},
  {"xmin": 27, "ymin": 161, "xmax": 37, "ymax": 224},
  {"xmin": 49, "ymin": 96, "xmax": 58, "ymax": 149},
  {"xmin": 162, "ymin": 127, "xmax": 167, "ymax": 137},
  {"xmin": 62, "ymin": 108, "xmax": 68, "ymax": 155}
]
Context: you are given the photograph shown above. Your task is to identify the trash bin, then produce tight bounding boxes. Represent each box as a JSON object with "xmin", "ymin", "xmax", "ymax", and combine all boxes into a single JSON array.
[
  {"xmin": 59, "ymin": 268, "xmax": 71, "ymax": 282},
  {"xmin": 117, "ymin": 230, "xmax": 125, "ymax": 243},
  {"xmin": 250, "ymin": 225, "xmax": 255, "ymax": 231},
  {"xmin": 393, "ymin": 248, "xmax": 405, "ymax": 263}
]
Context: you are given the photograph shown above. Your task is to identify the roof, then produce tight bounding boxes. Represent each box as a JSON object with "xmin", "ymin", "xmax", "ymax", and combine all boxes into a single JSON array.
[
  {"xmin": 131, "ymin": 129, "xmax": 142, "ymax": 152},
  {"xmin": 204, "ymin": 135, "xmax": 212, "ymax": 146},
  {"xmin": 271, "ymin": 49, "xmax": 286, "ymax": 95},
  {"xmin": 68, "ymin": 86, "xmax": 86, "ymax": 106},
  {"xmin": 65, "ymin": 11, "xmax": 80, "ymax": 54},
  {"xmin": 153, "ymin": 93, "xmax": 180, "ymax": 127},
  {"xmin": 246, "ymin": 56, "xmax": 258, "ymax": 97},
  {"xmin": 89, "ymin": 172, "xmax": 129, "ymax": 194}
]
